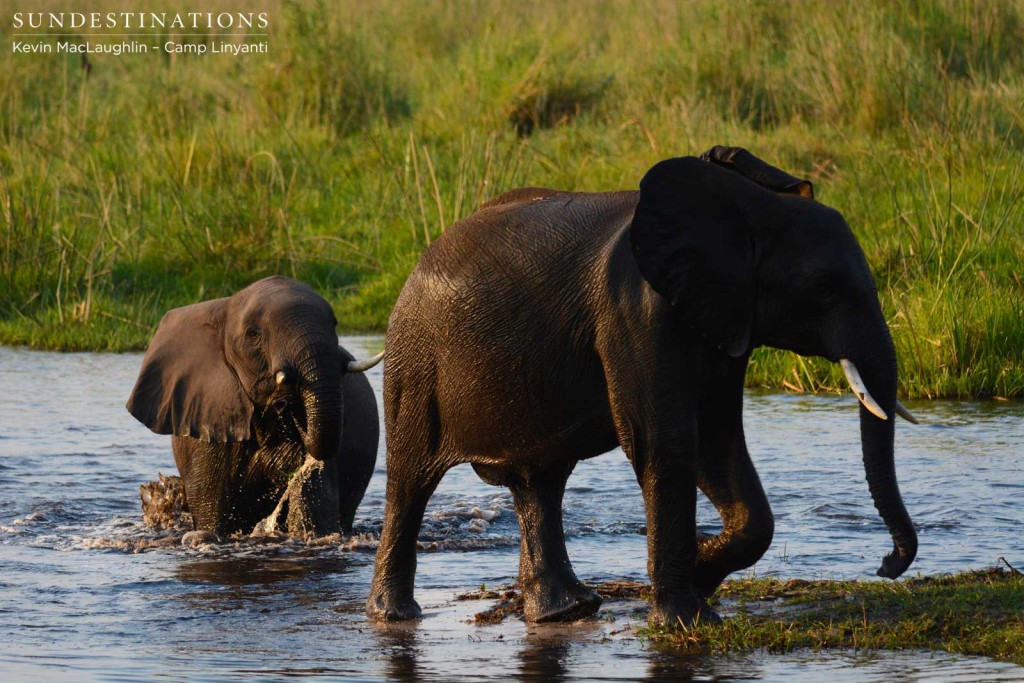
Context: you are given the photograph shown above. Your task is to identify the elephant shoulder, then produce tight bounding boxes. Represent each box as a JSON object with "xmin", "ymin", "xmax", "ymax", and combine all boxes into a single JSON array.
[{"xmin": 477, "ymin": 187, "xmax": 566, "ymax": 211}]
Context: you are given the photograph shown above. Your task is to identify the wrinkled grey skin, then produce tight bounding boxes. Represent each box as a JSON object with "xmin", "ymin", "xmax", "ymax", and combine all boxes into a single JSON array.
[
  {"xmin": 127, "ymin": 276, "xmax": 379, "ymax": 537},
  {"xmin": 367, "ymin": 149, "xmax": 916, "ymax": 627}
]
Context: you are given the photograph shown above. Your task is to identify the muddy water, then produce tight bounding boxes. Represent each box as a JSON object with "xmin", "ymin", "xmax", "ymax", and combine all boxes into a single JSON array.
[{"xmin": 1, "ymin": 338, "xmax": 1022, "ymax": 681}]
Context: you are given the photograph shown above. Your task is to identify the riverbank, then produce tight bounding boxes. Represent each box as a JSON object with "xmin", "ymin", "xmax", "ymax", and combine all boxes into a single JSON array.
[
  {"xmin": 646, "ymin": 566, "xmax": 1024, "ymax": 665},
  {"xmin": 2, "ymin": 1, "xmax": 1022, "ymax": 398},
  {"xmin": 456, "ymin": 567, "xmax": 1024, "ymax": 666}
]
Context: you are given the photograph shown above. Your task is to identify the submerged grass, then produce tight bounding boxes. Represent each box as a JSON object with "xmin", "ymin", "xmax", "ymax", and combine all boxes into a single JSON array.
[
  {"xmin": 645, "ymin": 567, "xmax": 1024, "ymax": 665},
  {"xmin": 1, "ymin": 0, "xmax": 1023, "ymax": 398}
]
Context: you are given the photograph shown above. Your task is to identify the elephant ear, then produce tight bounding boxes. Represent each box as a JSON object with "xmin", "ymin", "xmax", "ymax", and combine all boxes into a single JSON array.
[
  {"xmin": 701, "ymin": 145, "xmax": 814, "ymax": 200},
  {"xmin": 630, "ymin": 156, "xmax": 759, "ymax": 357},
  {"xmin": 126, "ymin": 298, "xmax": 253, "ymax": 442}
]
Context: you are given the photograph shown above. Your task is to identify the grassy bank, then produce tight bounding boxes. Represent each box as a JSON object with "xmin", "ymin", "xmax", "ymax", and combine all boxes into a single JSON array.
[
  {"xmin": 1, "ymin": 1, "xmax": 1023, "ymax": 398},
  {"xmin": 644, "ymin": 566, "xmax": 1024, "ymax": 665}
]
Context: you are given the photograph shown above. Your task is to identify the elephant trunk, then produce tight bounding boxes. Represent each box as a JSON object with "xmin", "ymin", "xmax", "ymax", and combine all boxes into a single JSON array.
[
  {"xmin": 296, "ymin": 345, "xmax": 343, "ymax": 462},
  {"xmin": 851, "ymin": 324, "xmax": 918, "ymax": 579}
]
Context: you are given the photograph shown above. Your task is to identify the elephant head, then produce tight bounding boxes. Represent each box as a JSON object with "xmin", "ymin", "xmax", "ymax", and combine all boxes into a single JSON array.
[
  {"xmin": 629, "ymin": 151, "xmax": 918, "ymax": 580},
  {"xmin": 127, "ymin": 276, "xmax": 383, "ymax": 462}
]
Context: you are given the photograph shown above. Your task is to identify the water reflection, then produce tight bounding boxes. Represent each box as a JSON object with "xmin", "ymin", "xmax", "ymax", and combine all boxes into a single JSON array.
[
  {"xmin": 645, "ymin": 648, "xmax": 759, "ymax": 682},
  {"xmin": 363, "ymin": 590, "xmax": 789, "ymax": 683},
  {"xmin": 518, "ymin": 634, "xmax": 573, "ymax": 681},
  {"xmin": 376, "ymin": 628, "xmax": 424, "ymax": 683},
  {"xmin": 173, "ymin": 554, "xmax": 358, "ymax": 587}
]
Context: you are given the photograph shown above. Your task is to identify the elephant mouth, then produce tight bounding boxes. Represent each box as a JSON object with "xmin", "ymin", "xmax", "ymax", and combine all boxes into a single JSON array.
[{"xmin": 262, "ymin": 394, "xmax": 308, "ymax": 443}]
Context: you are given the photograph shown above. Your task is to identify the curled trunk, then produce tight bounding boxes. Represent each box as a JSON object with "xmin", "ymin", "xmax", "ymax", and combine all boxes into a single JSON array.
[{"xmin": 854, "ymin": 327, "xmax": 918, "ymax": 578}]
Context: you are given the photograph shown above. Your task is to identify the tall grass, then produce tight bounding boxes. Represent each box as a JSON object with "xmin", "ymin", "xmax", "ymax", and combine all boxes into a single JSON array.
[{"xmin": 1, "ymin": 0, "xmax": 1022, "ymax": 398}]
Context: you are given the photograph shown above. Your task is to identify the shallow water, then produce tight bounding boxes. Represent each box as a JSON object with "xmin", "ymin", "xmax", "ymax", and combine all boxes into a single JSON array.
[{"xmin": 1, "ymin": 338, "xmax": 1022, "ymax": 681}]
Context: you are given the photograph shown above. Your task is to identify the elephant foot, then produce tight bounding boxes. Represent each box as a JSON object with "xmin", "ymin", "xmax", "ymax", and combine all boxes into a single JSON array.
[
  {"xmin": 523, "ymin": 578, "xmax": 603, "ymax": 623},
  {"xmin": 181, "ymin": 529, "xmax": 220, "ymax": 547},
  {"xmin": 648, "ymin": 593, "xmax": 722, "ymax": 629},
  {"xmin": 366, "ymin": 591, "xmax": 423, "ymax": 622}
]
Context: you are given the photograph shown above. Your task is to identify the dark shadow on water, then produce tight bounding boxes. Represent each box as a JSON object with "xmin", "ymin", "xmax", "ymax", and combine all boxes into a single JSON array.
[
  {"xmin": 173, "ymin": 554, "xmax": 359, "ymax": 587},
  {"xmin": 167, "ymin": 552, "xmax": 370, "ymax": 617},
  {"xmin": 518, "ymin": 634, "xmax": 573, "ymax": 681},
  {"xmin": 377, "ymin": 628, "xmax": 424, "ymax": 683},
  {"xmin": 646, "ymin": 646, "xmax": 761, "ymax": 682}
]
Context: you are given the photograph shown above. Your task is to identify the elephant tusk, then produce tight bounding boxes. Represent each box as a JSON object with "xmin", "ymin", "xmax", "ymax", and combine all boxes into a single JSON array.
[
  {"xmin": 895, "ymin": 401, "xmax": 920, "ymax": 424},
  {"xmin": 839, "ymin": 358, "xmax": 888, "ymax": 421},
  {"xmin": 275, "ymin": 370, "xmax": 287, "ymax": 386},
  {"xmin": 347, "ymin": 350, "xmax": 385, "ymax": 373}
]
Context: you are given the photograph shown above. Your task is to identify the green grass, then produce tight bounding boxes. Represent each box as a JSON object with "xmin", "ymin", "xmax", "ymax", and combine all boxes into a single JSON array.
[
  {"xmin": 2, "ymin": 1, "xmax": 1023, "ymax": 398},
  {"xmin": 643, "ymin": 567, "xmax": 1024, "ymax": 665}
]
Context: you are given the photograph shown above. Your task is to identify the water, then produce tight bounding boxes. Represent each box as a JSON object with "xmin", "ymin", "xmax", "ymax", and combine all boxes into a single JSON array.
[{"xmin": 1, "ymin": 338, "xmax": 1022, "ymax": 682}]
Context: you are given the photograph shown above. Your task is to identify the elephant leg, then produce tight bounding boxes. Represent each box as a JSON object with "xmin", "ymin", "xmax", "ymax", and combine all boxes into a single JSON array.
[
  {"xmin": 507, "ymin": 460, "xmax": 602, "ymax": 623},
  {"xmin": 603, "ymin": 346, "xmax": 717, "ymax": 627},
  {"xmin": 338, "ymin": 371, "xmax": 380, "ymax": 535},
  {"xmin": 336, "ymin": 473, "xmax": 361, "ymax": 536},
  {"xmin": 172, "ymin": 436, "xmax": 239, "ymax": 533},
  {"xmin": 693, "ymin": 358, "xmax": 774, "ymax": 599},
  {"xmin": 629, "ymin": 428, "xmax": 721, "ymax": 627},
  {"xmin": 694, "ymin": 444, "xmax": 774, "ymax": 599},
  {"xmin": 366, "ymin": 460, "xmax": 445, "ymax": 621},
  {"xmin": 334, "ymin": 441, "xmax": 375, "ymax": 535}
]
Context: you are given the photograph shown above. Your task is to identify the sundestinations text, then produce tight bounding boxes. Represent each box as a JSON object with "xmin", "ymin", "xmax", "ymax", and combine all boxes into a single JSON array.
[{"xmin": 12, "ymin": 12, "xmax": 269, "ymax": 30}]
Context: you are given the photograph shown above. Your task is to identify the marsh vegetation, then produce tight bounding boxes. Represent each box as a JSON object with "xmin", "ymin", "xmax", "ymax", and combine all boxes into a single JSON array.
[{"xmin": 2, "ymin": 0, "xmax": 1023, "ymax": 399}]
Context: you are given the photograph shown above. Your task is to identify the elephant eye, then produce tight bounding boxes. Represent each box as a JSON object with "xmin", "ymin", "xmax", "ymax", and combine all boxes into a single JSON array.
[{"xmin": 244, "ymin": 324, "xmax": 262, "ymax": 346}]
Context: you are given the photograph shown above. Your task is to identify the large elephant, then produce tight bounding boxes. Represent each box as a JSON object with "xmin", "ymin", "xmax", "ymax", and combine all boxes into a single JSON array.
[
  {"xmin": 366, "ymin": 148, "xmax": 918, "ymax": 627},
  {"xmin": 127, "ymin": 276, "xmax": 383, "ymax": 538}
]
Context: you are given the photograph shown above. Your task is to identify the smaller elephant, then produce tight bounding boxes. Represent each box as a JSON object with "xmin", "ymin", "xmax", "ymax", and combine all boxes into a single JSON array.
[{"xmin": 127, "ymin": 276, "xmax": 383, "ymax": 539}]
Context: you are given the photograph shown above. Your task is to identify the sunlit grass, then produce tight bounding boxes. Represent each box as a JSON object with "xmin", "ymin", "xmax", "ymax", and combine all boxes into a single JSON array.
[
  {"xmin": 1, "ymin": 0, "xmax": 1022, "ymax": 399},
  {"xmin": 643, "ymin": 567, "xmax": 1024, "ymax": 665}
]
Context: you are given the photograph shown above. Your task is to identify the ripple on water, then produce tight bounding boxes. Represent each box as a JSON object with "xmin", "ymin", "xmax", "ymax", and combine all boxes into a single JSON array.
[{"xmin": 808, "ymin": 503, "xmax": 870, "ymax": 523}]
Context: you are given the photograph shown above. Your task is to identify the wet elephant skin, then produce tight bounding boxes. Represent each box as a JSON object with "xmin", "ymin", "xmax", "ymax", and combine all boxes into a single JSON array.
[{"xmin": 367, "ymin": 149, "xmax": 916, "ymax": 627}]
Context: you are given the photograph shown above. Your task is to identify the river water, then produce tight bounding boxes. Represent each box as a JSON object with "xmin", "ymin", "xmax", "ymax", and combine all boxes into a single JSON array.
[{"xmin": 1, "ymin": 338, "xmax": 1022, "ymax": 681}]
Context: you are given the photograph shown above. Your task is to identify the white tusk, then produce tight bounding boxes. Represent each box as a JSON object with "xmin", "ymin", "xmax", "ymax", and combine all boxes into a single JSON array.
[
  {"xmin": 347, "ymin": 350, "xmax": 384, "ymax": 373},
  {"xmin": 839, "ymin": 358, "xmax": 889, "ymax": 421},
  {"xmin": 275, "ymin": 370, "xmax": 287, "ymax": 386},
  {"xmin": 895, "ymin": 401, "xmax": 920, "ymax": 424}
]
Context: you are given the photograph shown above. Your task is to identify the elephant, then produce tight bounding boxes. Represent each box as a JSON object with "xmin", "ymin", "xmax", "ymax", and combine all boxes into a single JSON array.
[
  {"xmin": 366, "ymin": 147, "xmax": 918, "ymax": 627},
  {"xmin": 127, "ymin": 276, "xmax": 383, "ymax": 539}
]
